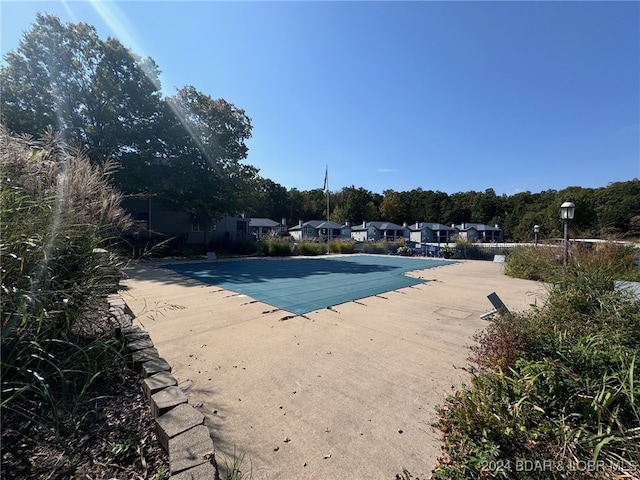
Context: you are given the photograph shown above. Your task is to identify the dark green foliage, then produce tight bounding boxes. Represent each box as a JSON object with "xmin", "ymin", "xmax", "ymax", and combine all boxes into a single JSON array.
[
  {"xmin": 0, "ymin": 14, "xmax": 163, "ymax": 165},
  {"xmin": 156, "ymin": 86, "xmax": 256, "ymax": 221},
  {"xmin": 1, "ymin": 14, "xmax": 256, "ymax": 226},
  {"xmin": 229, "ymin": 239, "xmax": 260, "ymax": 256}
]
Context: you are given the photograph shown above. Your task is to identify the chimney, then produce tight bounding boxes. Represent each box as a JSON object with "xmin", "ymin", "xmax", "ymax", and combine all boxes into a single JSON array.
[
  {"xmin": 415, "ymin": 221, "xmax": 419, "ymax": 229},
  {"xmin": 282, "ymin": 217, "xmax": 286, "ymax": 226},
  {"xmin": 363, "ymin": 220, "xmax": 367, "ymax": 228},
  {"xmin": 403, "ymin": 221, "xmax": 407, "ymax": 228},
  {"xmin": 299, "ymin": 219, "xmax": 303, "ymax": 227},
  {"xmin": 345, "ymin": 220, "xmax": 350, "ymax": 227},
  {"xmin": 451, "ymin": 223, "xmax": 455, "ymax": 228},
  {"xmin": 495, "ymin": 224, "xmax": 499, "ymax": 229}
]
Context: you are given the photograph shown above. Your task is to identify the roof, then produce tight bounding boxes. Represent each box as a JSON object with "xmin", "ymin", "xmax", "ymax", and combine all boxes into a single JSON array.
[
  {"xmin": 370, "ymin": 221, "xmax": 406, "ymax": 230},
  {"xmin": 455, "ymin": 223, "xmax": 501, "ymax": 231},
  {"xmin": 249, "ymin": 218, "xmax": 281, "ymax": 228},
  {"xmin": 289, "ymin": 220, "xmax": 345, "ymax": 231},
  {"xmin": 409, "ymin": 222, "xmax": 458, "ymax": 231},
  {"xmin": 351, "ymin": 221, "xmax": 406, "ymax": 231}
]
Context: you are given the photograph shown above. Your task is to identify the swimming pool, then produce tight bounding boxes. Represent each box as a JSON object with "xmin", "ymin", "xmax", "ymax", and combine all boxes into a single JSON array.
[{"xmin": 163, "ymin": 255, "xmax": 446, "ymax": 314}]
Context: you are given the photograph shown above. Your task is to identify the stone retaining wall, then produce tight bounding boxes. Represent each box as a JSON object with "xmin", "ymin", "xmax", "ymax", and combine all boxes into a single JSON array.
[{"xmin": 108, "ymin": 294, "xmax": 216, "ymax": 479}]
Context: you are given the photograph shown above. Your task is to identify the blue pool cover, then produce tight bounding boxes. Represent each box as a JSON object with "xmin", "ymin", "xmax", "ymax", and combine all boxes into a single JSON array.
[{"xmin": 163, "ymin": 255, "xmax": 446, "ymax": 315}]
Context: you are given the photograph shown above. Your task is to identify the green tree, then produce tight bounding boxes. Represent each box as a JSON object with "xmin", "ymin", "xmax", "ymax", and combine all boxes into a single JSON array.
[
  {"xmin": 420, "ymin": 190, "xmax": 449, "ymax": 223},
  {"xmin": 553, "ymin": 187, "xmax": 598, "ymax": 237},
  {"xmin": 339, "ymin": 186, "xmax": 376, "ymax": 223},
  {"xmin": 155, "ymin": 86, "xmax": 256, "ymax": 223},
  {"xmin": 286, "ymin": 188, "xmax": 305, "ymax": 225},
  {"xmin": 1, "ymin": 14, "xmax": 258, "ymax": 238},
  {"xmin": 0, "ymin": 14, "xmax": 163, "ymax": 165},
  {"xmin": 471, "ymin": 188, "xmax": 502, "ymax": 224},
  {"xmin": 379, "ymin": 190, "xmax": 406, "ymax": 224},
  {"xmin": 299, "ymin": 189, "xmax": 328, "ymax": 221},
  {"xmin": 250, "ymin": 177, "xmax": 290, "ymax": 221},
  {"xmin": 364, "ymin": 200, "xmax": 380, "ymax": 221},
  {"xmin": 595, "ymin": 179, "xmax": 640, "ymax": 237},
  {"xmin": 330, "ymin": 204, "xmax": 348, "ymax": 224}
]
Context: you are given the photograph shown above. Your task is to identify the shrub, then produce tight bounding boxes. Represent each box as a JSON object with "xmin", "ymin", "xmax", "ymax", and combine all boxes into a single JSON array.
[
  {"xmin": 328, "ymin": 239, "xmax": 356, "ymax": 254},
  {"xmin": 504, "ymin": 245, "xmax": 562, "ymax": 281},
  {"xmin": 230, "ymin": 238, "xmax": 259, "ymax": 256},
  {"xmin": 504, "ymin": 243, "xmax": 640, "ymax": 283},
  {"xmin": 261, "ymin": 236, "xmax": 293, "ymax": 256},
  {"xmin": 440, "ymin": 245, "xmax": 455, "ymax": 258},
  {"xmin": 433, "ymin": 244, "xmax": 640, "ymax": 479},
  {"xmin": 1, "ymin": 127, "xmax": 131, "ymax": 469},
  {"xmin": 296, "ymin": 241, "xmax": 327, "ymax": 256},
  {"xmin": 573, "ymin": 242, "xmax": 640, "ymax": 282},
  {"xmin": 361, "ymin": 241, "xmax": 387, "ymax": 254},
  {"xmin": 361, "ymin": 239, "xmax": 406, "ymax": 254}
]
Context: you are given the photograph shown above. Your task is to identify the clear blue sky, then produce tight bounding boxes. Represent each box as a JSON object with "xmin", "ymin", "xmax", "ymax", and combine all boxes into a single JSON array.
[{"xmin": 2, "ymin": 1, "xmax": 639, "ymax": 196}]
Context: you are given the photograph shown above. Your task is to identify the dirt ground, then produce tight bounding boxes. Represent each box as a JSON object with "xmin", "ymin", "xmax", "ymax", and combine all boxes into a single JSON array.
[
  {"xmin": 122, "ymin": 257, "xmax": 547, "ymax": 480},
  {"xmin": 1, "ymin": 359, "xmax": 169, "ymax": 480}
]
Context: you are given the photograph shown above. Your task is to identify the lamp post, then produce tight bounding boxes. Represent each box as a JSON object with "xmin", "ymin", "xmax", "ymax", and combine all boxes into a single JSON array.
[
  {"xmin": 534, "ymin": 224, "xmax": 540, "ymax": 246},
  {"xmin": 560, "ymin": 201, "xmax": 575, "ymax": 270}
]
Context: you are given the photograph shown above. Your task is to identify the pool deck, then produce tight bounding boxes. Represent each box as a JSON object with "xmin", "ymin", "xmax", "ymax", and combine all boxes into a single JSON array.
[{"xmin": 122, "ymin": 257, "xmax": 547, "ymax": 480}]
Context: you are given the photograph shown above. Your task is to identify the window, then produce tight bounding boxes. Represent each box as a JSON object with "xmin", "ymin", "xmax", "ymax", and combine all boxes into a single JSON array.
[{"xmin": 192, "ymin": 222, "xmax": 203, "ymax": 232}]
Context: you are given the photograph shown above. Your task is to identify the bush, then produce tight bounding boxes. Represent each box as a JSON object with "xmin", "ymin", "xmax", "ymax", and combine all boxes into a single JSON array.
[
  {"xmin": 361, "ymin": 239, "xmax": 406, "ymax": 255},
  {"xmin": 504, "ymin": 245, "xmax": 562, "ymax": 281},
  {"xmin": 328, "ymin": 239, "xmax": 356, "ymax": 254},
  {"xmin": 505, "ymin": 243, "xmax": 640, "ymax": 283},
  {"xmin": 573, "ymin": 242, "xmax": 640, "ymax": 282},
  {"xmin": 261, "ymin": 236, "xmax": 293, "ymax": 256},
  {"xmin": 1, "ymin": 127, "xmax": 131, "ymax": 469},
  {"xmin": 433, "ymin": 245, "xmax": 640, "ymax": 479},
  {"xmin": 296, "ymin": 241, "xmax": 327, "ymax": 256},
  {"xmin": 230, "ymin": 238, "xmax": 259, "ymax": 256}
]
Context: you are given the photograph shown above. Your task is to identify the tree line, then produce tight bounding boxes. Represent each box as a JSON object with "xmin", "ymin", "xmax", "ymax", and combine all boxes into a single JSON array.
[{"xmin": 2, "ymin": 14, "xmax": 639, "ymax": 242}]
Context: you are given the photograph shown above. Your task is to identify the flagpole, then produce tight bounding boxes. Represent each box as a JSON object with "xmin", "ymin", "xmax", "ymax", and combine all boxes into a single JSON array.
[{"xmin": 325, "ymin": 165, "xmax": 329, "ymax": 222}]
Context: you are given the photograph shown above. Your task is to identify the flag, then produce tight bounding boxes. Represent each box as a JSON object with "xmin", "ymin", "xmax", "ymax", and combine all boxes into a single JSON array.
[{"xmin": 323, "ymin": 166, "xmax": 328, "ymax": 191}]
